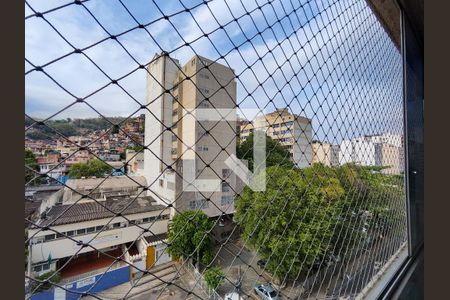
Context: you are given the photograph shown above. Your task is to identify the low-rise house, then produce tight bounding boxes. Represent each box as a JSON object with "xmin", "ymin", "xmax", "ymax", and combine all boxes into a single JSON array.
[{"xmin": 27, "ymin": 176, "xmax": 171, "ymax": 287}]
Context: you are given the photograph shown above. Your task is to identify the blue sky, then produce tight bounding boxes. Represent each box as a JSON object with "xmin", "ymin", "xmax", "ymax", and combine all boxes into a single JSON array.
[{"xmin": 25, "ymin": 0, "xmax": 403, "ymax": 143}]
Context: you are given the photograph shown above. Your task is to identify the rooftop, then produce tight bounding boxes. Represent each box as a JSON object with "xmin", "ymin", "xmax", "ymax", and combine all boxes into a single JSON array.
[
  {"xmin": 64, "ymin": 176, "xmax": 147, "ymax": 192},
  {"xmin": 38, "ymin": 195, "xmax": 167, "ymax": 227}
]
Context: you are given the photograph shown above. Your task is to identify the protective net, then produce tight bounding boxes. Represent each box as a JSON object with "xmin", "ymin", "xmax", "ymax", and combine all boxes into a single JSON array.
[{"xmin": 25, "ymin": 0, "xmax": 406, "ymax": 299}]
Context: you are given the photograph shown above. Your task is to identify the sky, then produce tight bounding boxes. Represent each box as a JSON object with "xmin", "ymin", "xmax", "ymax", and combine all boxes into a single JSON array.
[{"xmin": 25, "ymin": 0, "xmax": 403, "ymax": 143}]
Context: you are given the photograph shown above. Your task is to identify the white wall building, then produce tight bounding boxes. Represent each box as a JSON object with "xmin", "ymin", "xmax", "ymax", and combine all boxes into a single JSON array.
[
  {"xmin": 339, "ymin": 134, "xmax": 404, "ymax": 174},
  {"xmin": 143, "ymin": 52, "xmax": 180, "ymax": 208}
]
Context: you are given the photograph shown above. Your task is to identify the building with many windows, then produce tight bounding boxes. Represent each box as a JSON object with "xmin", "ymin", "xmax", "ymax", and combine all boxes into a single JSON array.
[
  {"xmin": 240, "ymin": 108, "xmax": 313, "ymax": 168},
  {"xmin": 144, "ymin": 53, "xmax": 238, "ymax": 218}
]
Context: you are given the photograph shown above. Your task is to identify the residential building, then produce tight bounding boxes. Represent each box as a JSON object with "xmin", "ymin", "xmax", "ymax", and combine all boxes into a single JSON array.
[
  {"xmin": 240, "ymin": 108, "xmax": 313, "ymax": 168},
  {"xmin": 312, "ymin": 141, "xmax": 340, "ymax": 166},
  {"xmin": 144, "ymin": 53, "xmax": 238, "ymax": 218},
  {"xmin": 36, "ymin": 152, "xmax": 68, "ymax": 182},
  {"xmin": 28, "ymin": 176, "xmax": 170, "ymax": 282},
  {"xmin": 339, "ymin": 134, "xmax": 404, "ymax": 174},
  {"xmin": 126, "ymin": 149, "xmax": 144, "ymax": 175}
]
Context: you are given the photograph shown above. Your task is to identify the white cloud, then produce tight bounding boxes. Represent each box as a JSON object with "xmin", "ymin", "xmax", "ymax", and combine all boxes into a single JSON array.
[{"xmin": 25, "ymin": 0, "xmax": 402, "ymax": 143}]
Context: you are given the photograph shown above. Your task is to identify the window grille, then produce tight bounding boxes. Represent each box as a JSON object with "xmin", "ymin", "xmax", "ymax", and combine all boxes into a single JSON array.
[{"xmin": 25, "ymin": 0, "xmax": 407, "ymax": 299}]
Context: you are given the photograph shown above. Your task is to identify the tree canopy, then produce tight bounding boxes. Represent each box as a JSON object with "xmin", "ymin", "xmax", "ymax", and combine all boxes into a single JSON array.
[
  {"xmin": 25, "ymin": 150, "xmax": 39, "ymax": 185},
  {"xmin": 203, "ymin": 267, "xmax": 225, "ymax": 290},
  {"xmin": 237, "ymin": 133, "xmax": 294, "ymax": 171},
  {"xmin": 235, "ymin": 163, "xmax": 405, "ymax": 280},
  {"xmin": 68, "ymin": 159, "xmax": 113, "ymax": 179},
  {"xmin": 167, "ymin": 210, "xmax": 214, "ymax": 268}
]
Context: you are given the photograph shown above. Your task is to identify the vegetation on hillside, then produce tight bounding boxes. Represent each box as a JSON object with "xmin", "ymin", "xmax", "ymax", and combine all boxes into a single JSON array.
[
  {"xmin": 25, "ymin": 149, "xmax": 40, "ymax": 185},
  {"xmin": 25, "ymin": 116, "xmax": 140, "ymax": 140},
  {"xmin": 68, "ymin": 159, "xmax": 113, "ymax": 179}
]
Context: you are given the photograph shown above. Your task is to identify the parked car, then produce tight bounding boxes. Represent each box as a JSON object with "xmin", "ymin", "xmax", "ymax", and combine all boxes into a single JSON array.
[
  {"xmin": 257, "ymin": 259, "xmax": 267, "ymax": 269},
  {"xmin": 224, "ymin": 292, "xmax": 243, "ymax": 300},
  {"xmin": 253, "ymin": 283, "xmax": 281, "ymax": 300}
]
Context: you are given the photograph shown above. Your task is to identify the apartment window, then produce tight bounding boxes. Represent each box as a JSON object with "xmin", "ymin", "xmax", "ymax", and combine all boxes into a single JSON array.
[
  {"xmin": 222, "ymin": 182, "xmax": 230, "ymax": 192},
  {"xmin": 200, "ymin": 88, "xmax": 210, "ymax": 94},
  {"xmin": 86, "ymin": 227, "xmax": 95, "ymax": 233},
  {"xmin": 222, "ymin": 168, "xmax": 231, "ymax": 178},
  {"xmin": 66, "ymin": 230, "xmax": 74, "ymax": 237},
  {"xmin": 199, "ymin": 100, "xmax": 210, "ymax": 108},
  {"xmin": 190, "ymin": 199, "xmax": 209, "ymax": 209},
  {"xmin": 221, "ymin": 195, "xmax": 234, "ymax": 206},
  {"xmin": 95, "ymin": 226, "xmax": 104, "ymax": 232},
  {"xmin": 284, "ymin": 121, "xmax": 293, "ymax": 127},
  {"xmin": 112, "ymin": 223, "xmax": 121, "ymax": 229}
]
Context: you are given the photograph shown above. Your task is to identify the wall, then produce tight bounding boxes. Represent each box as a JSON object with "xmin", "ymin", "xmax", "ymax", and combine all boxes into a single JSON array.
[
  {"xmin": 29, "ymin": 212, "xmax": 169, "ymax": 264},
  {"xmin": 30, "ymin": 264, "xmax": 130, "ymax": 300},
  {"xmin": 144, "ymin": 53, "xmax": 180, "ymax": 206}
]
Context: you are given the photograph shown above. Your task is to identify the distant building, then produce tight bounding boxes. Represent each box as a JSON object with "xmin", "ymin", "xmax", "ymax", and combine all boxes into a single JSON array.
[
  {"xmin": 126, "ymin": 149, "xmax": 144, "ymax": 175},
  {"xmin": 312, "ymin": 142, "xmax": 340, "ymax": 166},
  {"xmin": 339, "ymin": 134, "xmax": 404, "ymax": 174},
  {"xmin": 36, "ymin": 152, "xmax": 67, "ymax": 183},
  {"xmin": 240, "ymin": 108, "xmax": 313, "ymax": 168}
]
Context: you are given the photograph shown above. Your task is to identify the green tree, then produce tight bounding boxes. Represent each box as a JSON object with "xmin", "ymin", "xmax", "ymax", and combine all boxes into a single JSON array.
[
  {"xmin": 68, "ymin": 159, "xmax": 113, "ymax": 179},
  {"xmin": 25, "ymin": 150, "xmax": 39, "ymax": 185},
  {"xmin": 121, "ymin": 145, "xmax": 144, "ymax": 160},
  {"xmin": 237, "ymin": 133, "xmax": 294, "ymax": 171},
  {"xmin": 167, "ymin": 210, "xmax": 214, "ymax": 269},
  {"xmin": 31, "ymin": 271, "xmax": 61, "ymax": 292},
  {"xmin": 235, "ymin": 165, "xmax": 344, "ymax": 280},
  {"xmin": 203, "ymin": 267, "xmax": 225, "ymax": 291}
]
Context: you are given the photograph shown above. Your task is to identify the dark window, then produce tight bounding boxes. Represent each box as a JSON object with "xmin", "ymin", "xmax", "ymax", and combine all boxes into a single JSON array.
[
  {"xmin": 44, "ymin": 234, "xmax": 55, "ymax": 241},
  {"xmin": 76, "ymin": 229, "xmax": 86, "ymax": 235}
]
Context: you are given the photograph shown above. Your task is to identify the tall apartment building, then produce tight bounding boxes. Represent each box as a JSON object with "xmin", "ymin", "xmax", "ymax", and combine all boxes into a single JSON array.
[
  {"xmin": 312, "ymin": 141, "xmax": 340, "ymax": 166},
  {"xmin": 144, "ymin": 53, "xmax": 238, "ymax": 218},
  {"xmin": 240, "ymin": 108, "xmax": 313, "ymax": 168},
  {"xmin": 339, "ymin": 134, "xmax": 404, "ymax": 174}
]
